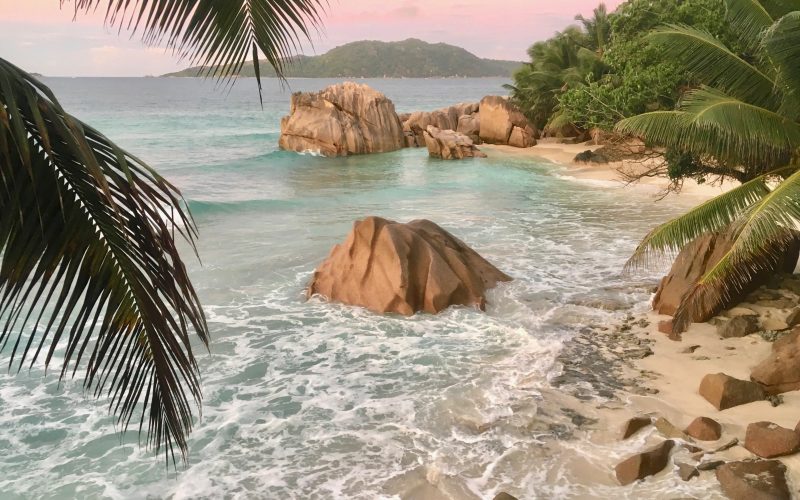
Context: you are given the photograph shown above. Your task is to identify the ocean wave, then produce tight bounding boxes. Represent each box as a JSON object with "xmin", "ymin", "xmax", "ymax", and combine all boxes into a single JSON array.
[{"xmin": 187, "ymin": 198, "xmax": 302, "ymax": 215}]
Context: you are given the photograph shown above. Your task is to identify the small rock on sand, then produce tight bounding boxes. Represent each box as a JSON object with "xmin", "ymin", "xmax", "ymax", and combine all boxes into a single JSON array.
[
  {"xmin": 698, "ymin": 373, "xmax": 766, "ymax": 410},
  {"xmin": 785, "ymin": 307, "xmax": 800, "ymax": 327},
  {"xmin": 621, "ymin": 416, "xmax": 652, "ymax": 439},
  {"xmin": 717, "ymin": 316, "xmax": 759, "ymax": 338},
  {"xmin": 655, "ymin": 417, "xmax": 689, "ymax": 440},
  {"xmin": 750, "ymin": 329, "xmax": 800, "ymax": 395},
  {"xmin": 614, "ymin": 440, "xmax": 675, "ymax": 486},
  {"xmin": 716, "ymin": 460, "xmax": 790, "ymax": 500},
  {"xmin": 684, "ymin": 416, "xmax": 722, "ymax": 441},
  {"xmin": 676, "ymin": 462, "xmax": 698, "ymax": 481},
  {"xmin": 696, "ymin": 460, "xmax": 725, "ymax": 471},
  {"xmin": 744, "ymin": 421, "xmax": 800, "ymax": 458},
  {"xmin": 493, "ymin": 493, "xmax": 517, "ymax": 500}
]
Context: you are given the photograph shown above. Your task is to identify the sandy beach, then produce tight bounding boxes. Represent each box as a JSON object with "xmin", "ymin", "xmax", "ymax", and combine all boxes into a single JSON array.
[
  {"xmin": 482, "ymin": 140, "xmax": 736, "ymax": 200},
  {"xmin": 483, "ymin": 140, "xmax": 800, "ymax": 497}
]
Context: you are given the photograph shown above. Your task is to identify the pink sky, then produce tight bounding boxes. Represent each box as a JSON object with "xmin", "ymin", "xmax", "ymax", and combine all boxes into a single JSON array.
[{"xmin": 0, "ymin": 0, "xmax": 624, "ymax": 76}]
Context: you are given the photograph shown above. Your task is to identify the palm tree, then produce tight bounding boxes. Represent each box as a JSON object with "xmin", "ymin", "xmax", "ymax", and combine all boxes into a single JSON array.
[
  {"xmin": 0, "ymin": 0, "xmax": 324, "ymax": 463},
  {"xmin": 575, "ymin": 3, "xmax": 612, "ymax": 57},
  {"xmin": 506, "ymin": 25, "xmax": 609, "ymax": 131},
  {"xmin": 616, "ymin": 0, "xmax": 800, "ymax": 332}
]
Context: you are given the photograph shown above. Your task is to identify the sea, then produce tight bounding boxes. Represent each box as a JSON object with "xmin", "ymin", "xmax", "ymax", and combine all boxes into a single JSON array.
[{"xmin": 0, "ymin": 77, "xmax": 723, "ymax": 499}]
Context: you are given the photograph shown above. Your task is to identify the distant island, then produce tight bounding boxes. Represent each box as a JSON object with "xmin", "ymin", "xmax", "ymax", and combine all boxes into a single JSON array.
[{"xmin": 161, "ymin": 39, "xmax": 523, "ymax": 78}]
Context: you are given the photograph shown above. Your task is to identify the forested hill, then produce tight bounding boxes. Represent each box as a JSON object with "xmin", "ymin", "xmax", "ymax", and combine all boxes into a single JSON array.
[{"xmin": 161, "ymin": 39, "xmax": 523, "ymax": 78}]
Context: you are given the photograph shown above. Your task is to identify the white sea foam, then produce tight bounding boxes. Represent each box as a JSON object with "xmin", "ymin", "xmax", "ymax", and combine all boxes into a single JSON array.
[{"xmin": 0, "ymin": 78, "xmax": 724, "ymax": 499}]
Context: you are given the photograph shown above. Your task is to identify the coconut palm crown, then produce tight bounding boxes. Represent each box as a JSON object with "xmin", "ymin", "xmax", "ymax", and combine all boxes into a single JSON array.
[
  {"xmin": 0, "ymin": 0, "xmax": 324, "ymax": 464},
  {"xmin": 617, "ymin": 0, "xmax": 800, "ymax": 332}
]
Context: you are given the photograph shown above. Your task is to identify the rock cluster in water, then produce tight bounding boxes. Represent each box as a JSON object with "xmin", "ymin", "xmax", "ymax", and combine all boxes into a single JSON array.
[
  {"xmin": 423, "ymin": 125, "xmax": 486, "ymax": 160},
  {"xmin": 307, "ymin": 216, "xmax": 512, "ymax": 315},
  {"xmin": 279, "ymin": 82, "xmax": 538, "ymax": 158},
  {"xmin": 278, "ymin": 82, "xmax": 405, "ymax": 157}
]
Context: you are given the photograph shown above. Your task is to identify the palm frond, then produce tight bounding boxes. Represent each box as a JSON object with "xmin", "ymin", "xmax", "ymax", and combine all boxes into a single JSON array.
[
  {"xmin": 616, "ymin": 87, "xmax": 800, "ymax": 167},
  {"xmin": 65, "ymin": 0, "xmax": 326, "ymax": 98},
  {"xmin": 624, "ymin": 173, "xmax": 775, "ymax": 271},
  {"xmin": 673, "ymin": 168, "xmax": 800, "ymax": 330},
  {"xmin": 648, "ymin": 24, "xmax": 777, "ymax": 109},
  {"xmin": 763, "ymin": 11, "xmax": 800, "ymax": 119},
  {"xmin": 724, "ymin": 0, "xmax": 774, "ymax": 48},
  {"xmin": 760, "ymin": 0, "xmax": 800, "ymax": 18},
  {"xmin": 0, "ymin": 58, "xmax": 208, "ymax": 464}
]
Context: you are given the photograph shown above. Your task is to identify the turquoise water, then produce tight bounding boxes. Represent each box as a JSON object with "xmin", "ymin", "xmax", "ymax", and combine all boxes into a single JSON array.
[{"xmin": 0, "ymin": 78, "xmax": 711, "ymax": 498}]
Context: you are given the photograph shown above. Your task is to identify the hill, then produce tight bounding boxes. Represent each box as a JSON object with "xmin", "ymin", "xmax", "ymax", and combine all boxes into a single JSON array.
[{"xmin": 162, "ymin": 39, "xmax": 523, "ymax": 78}]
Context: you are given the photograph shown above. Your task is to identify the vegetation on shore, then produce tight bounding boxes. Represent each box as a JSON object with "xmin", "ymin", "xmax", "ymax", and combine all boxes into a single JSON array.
[
  {"xmin": 512, "ymin": 0, "xmax": 800, "ymax": 332},
  {"xmin": 621, "ymin": 0, "xmax": 800, "ymax": 331},
  {"xmin": 163, "ymin": 39, "xmax": 523, "ymax": 79}
]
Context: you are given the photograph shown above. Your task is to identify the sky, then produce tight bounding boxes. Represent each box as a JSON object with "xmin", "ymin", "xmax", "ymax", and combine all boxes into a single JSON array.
[{"xmin": 0, "ymin": 0, "xmax": 624, "ymax": 77}]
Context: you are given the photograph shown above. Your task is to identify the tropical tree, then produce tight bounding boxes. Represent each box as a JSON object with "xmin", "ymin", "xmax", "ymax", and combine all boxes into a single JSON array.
[
  {"xmin": 0, "ymin": 0, "xmax": 324, "ymax": 463},
  {"xmin": 575, "ymin": 3, "xmax": 612, "ymax": 57},
  {"xmin": 617, "ymin": 0, "xmax": 800, "ymax": 332},
  {"xmin": 557, "ymin": 0, "xmax": 734, "ymax": 134},
  {"xmin": 507, "ymin": 23, "xmax": 610, "ymax": 131}
]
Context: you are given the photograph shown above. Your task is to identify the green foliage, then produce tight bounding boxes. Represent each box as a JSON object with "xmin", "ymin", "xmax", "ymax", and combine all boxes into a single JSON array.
[
  {"xmin": 619, "ymin": 0, "xmax": 800, "ymax": 332},
  {"xmin": 556, "ymin": 0, "xmax": 735, "ymax": 132},
  {"xmin": 164, "ymin": 39, "xmax": 523, "ymax": 79},
  {"xmin": 506, "ymin": 12, "xmax": 611, "ymax": 131}
]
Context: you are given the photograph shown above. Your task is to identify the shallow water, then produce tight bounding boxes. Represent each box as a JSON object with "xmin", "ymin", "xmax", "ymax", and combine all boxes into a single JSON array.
[{"xmin": 0, "ymin": 77, "xmax": 718, "ymax": 498}]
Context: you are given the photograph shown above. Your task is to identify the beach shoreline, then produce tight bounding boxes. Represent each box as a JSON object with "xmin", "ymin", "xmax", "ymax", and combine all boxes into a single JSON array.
[
  {"xmin": 482, "ymin": 140, "xmax": 735, "ymax": 201},
  {"xmin": 484, "ymin": 140, "xmax": 800, "ymax": 496}
]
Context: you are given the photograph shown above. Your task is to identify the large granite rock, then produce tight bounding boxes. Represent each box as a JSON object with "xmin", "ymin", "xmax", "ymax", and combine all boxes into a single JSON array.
[
  {"xmin": 716, "ymin": 460, "xmax": 791, "ymax": 500},
  {"xmin": 652, "ymin": 230, "xmax": 799, "ymax": 332},
  {"xmin": 423, "ymin": 126, "xmax": 486, "ymax": 160},
  {"xmin": 751, "ymin": 329, "xmax": 800, "ymax": 394},
  {"xmin": 403, "ymin": 103, "xmax": 479, "ymax": 147},
  {"xmin": 478, "ymin": 96, "xmax": 537, "ymax": 147},
  {"xmin": 699, "ymin": 373, "xmax": 766, "ymax": 410},
  {"xmin": 457, "ymin": 113, "xmax": 481, "ymax": 143},
  {"xmin": 307, "ymin": 217, "xmax": 512, "ymax": 315},
  {"xmin": 614, "ymin": 440, "xmax": 674, "ymax": 486},
  {"xmin": 279, "ymin": 82, "xmax": 405, "ymax": 157}
]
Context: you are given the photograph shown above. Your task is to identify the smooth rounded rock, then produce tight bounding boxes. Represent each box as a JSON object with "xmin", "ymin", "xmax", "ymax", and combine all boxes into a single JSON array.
[{"xmin": 685, "ymin": 416, "xmax": 722, "ymax": 441}]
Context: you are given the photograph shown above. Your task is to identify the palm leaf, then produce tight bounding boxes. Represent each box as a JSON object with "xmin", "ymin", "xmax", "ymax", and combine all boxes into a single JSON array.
[
  {"xmin": 66, "ymin": 0, "xmax": 326, "ymax": 99},
  {"xmin": 673, "ymin": 168, "xmax": 800, "ymax": 330},
  {"xmin": 760, "ymin": 0, "xmax": 800, "ymax": 17},
  {"xmin": 624, "ymin": 173, "xmax": 774, "ymax": 271},
  {"xmin": 724, "ymin": 0, "xmax": 774, "ymax": 48},
  {"xmin": 616, "ymin": 87, "xmax": 800, "ymax": 167},
  {"xmin": 0, "ymin": 58, "xmax": 208, "ymax": 464},
  {"xmin": 648, "ymin": 24, "xmax": 778, "ymax": 109},
  {"xmin": 763, "ymin": 11, "xmax": 800, "ymax": 119}
]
